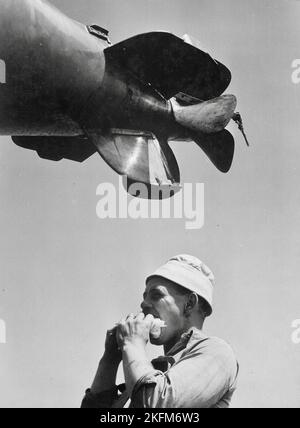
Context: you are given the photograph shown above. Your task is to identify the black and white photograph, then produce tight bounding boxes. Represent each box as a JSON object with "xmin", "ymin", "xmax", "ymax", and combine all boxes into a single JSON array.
[{"xmin": 0, "ymin": 0, "xmax": 299, "ymax": 410}]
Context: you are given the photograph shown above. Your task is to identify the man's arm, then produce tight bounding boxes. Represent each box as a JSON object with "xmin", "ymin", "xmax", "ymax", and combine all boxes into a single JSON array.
[
  {"xmin": 81, "ymin": 328, "xmax": 122, "ymax": 408},
  {"xmin": 90, "ymin": 354, "xmax": 120, "ymax": 394},
  {"xmin": 122, "ymin": 341, "xmax": 154, "ymax": 396}
]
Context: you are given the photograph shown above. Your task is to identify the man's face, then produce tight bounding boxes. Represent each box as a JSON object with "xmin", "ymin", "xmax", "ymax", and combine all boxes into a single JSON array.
[{"xmin": 140, "ymin": 276, "xmax": 187, "ymax": 347}]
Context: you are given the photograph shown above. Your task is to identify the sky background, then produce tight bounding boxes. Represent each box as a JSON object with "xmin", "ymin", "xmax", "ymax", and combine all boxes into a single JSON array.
[{"xmin": 1, "ymin": 0, "xmax": 300, "ymax": 408}]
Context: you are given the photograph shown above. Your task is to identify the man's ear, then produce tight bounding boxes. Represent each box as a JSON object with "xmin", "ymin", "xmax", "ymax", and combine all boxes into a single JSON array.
[{"xmin": 184, "ymin": 293, "xmax": 199, "ymax": 316}]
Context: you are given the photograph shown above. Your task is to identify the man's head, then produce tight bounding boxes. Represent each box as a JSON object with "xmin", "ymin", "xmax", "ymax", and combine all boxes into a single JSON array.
[{"xmin": 141, "ymin": 255, "xmax": 214, "ymax": 350}]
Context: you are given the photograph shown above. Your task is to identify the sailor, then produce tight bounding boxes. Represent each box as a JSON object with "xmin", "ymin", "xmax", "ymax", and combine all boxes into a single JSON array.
[{"xmin": 81, "ymin": 255, "xmax": 239, "ymax": 408}]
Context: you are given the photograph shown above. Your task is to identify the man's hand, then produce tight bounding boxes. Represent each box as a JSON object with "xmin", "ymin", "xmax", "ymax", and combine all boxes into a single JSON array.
[
  {"xmin": 116, "ymin": 313, "xmax": 155, "ymax": 350},
  {"xmin": 103, "ymin": 327, "xmax": 122, "ymax": 363},
  {"xmin": 116, "ymin": 313, "xmax": 155, "ymax": 396},
  {"xmin": 90, "ymin": 327, "xmax": 122, "ymax": 395}
]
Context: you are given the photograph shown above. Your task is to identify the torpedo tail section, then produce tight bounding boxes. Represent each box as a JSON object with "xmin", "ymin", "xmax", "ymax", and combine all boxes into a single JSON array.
[
  {"xmin": 105, "ymin": 32, "xmax": 242, "ymax": 175},
  {"xmin": 170, "ymin": 94, "xmax": 237, "ymax": 173}
]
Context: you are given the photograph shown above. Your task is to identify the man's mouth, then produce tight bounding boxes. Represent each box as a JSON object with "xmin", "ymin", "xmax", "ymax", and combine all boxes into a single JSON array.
[{"xmin": 143, "ymin": 310, "xmax": 160, "ymax": 319}]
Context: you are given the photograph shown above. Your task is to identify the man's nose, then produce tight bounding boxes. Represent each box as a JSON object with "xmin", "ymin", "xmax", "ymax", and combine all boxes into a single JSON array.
[{"xmin": 140, "ymin": 299, "xmax": 152, "ymax": 313}]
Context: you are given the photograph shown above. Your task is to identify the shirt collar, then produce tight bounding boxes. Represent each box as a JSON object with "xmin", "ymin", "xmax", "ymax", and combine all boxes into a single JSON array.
[
  {"xmin": 151, "ymin": 327, "xmax": 208, "ymax": 371},
  {"xmin": 166, "ymin": 327, "xmax": 208, "ymax": 356}
]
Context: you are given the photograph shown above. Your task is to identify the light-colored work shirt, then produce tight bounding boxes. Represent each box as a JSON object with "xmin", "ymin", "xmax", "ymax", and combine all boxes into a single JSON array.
[{"xmin": 81, "ymin": 328, "xmax": 239, "ymax": 408}]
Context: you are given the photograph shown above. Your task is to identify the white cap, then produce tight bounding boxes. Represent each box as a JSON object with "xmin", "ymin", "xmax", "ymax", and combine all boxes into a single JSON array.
[{"xmin": 146, "ymin": 255, "xmax": 214, "ymax": 316}]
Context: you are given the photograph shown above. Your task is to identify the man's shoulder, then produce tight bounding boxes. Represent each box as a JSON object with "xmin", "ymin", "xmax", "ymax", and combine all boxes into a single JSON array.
[
  {"xmin": 206, "ymin": 336, "xmax": 237, "ymax": 360},
  {"xmin": 204, "ymin": 335, "xmax": 235, "ymax": 351},
  {"xmin": 186, "ymin": 332, "xmax": 239, "ymax": 385},
  {"xmin": 189, "ymin": 330, "xmax": 237, "ymax": 363}
]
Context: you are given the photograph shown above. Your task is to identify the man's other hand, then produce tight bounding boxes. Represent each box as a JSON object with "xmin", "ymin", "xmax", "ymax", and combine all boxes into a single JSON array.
[{"xmin": 104, "ymin": 327, "xmax": 122, "ymax": 363}]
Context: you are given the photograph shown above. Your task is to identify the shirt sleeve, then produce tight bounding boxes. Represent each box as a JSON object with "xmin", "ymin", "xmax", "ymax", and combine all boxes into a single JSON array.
[
  {"xmin": 81, "ymin": 385, "xmax": 124, "ymax": 408},
  {"xmin": 130, "ymin": 341, "xmax": 238, "ymax": 409},
  {"xmin": 81, "ymin": 387, "xmax": 118, "ymax": 409}
]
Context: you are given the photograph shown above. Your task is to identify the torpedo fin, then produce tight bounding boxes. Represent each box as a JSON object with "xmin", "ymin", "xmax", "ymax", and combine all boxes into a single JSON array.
[
  {"xmin": 12, "ymin": 136, "xmax": 96, "ymax": 162},
  {"xmin": 104, "ymin": 32, "xmax": 231, "ymax": 100},
  {"xmin": 192, "ymin": 129, "xmax": 235, "ymax": 173},
  {"xmin": 88, "ymin": 129, "xmax": 181, "ymax": 199}
]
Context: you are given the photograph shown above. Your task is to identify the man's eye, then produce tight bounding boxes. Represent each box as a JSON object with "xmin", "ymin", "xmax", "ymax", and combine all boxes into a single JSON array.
[{"xmin": 150, "ymin": 292, "xmax": 162, "ymax": 300}]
